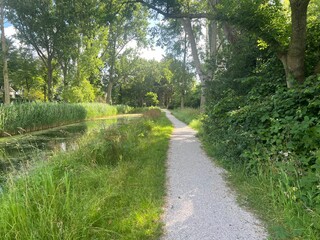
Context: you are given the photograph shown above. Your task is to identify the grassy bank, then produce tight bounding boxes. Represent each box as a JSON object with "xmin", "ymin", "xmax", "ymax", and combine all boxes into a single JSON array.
[
  {"xmin": 0, "ymin": 103, "xmax": 132, "ymax": 136},
  {"xmin": 170, "ymin": 108, "xmax": 202, "ymax": 131},
  {"xmin": 171, "ymin": 107, "xmax": 320, "ymax": 239},
  {"xmin": 0, "ymin": 110, "xmax": 172, "ymax": 239}
]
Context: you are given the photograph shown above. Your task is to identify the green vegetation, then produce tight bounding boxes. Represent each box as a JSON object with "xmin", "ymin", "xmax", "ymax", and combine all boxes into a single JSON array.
[
  {"xmin": 171, "ymin": 108, "xmax": 202, "ymax": 131},
  {"xmin": 204, "ymin": 76, "xmax": 320, "ymax": 239},
  {"xmin": 0, "ymin": 110, "xmax": 172, "ymax": 239},
  {"xmin": 2, "ymin": 1, "xmax": 320, "ymax": 239},
  {"xmin": 172, "ymin": 103, "xmax": 320, "ymax": 239},
  {"xmin": 0, "ymin": 103, "xmax": 131, "ymax": 136}
]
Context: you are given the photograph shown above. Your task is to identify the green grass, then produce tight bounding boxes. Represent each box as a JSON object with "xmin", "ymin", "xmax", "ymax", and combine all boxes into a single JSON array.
[
  {"xmin": 0, "ymin": 103, "xmax": 132, "ymax": 136},
  {"xmin": 203, "ymin": 143, "xmax": 320, "ymax": 240},
  {"xmin": 0, "ymin": 111, "xmax": 173, "ymax": 239},
  {"xmin": 171, "ymin": 108, "xmax": 202, "ymax": 131}
]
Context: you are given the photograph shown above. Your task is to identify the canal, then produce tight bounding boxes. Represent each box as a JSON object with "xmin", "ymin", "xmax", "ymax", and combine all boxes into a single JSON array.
[{"xmin": 0, "ymin": 116, "xmax": 133, "ymax": 175}]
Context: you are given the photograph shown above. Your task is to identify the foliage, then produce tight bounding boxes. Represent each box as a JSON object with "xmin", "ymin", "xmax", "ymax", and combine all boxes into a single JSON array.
[
  {"xmin": 203, "ymin": 74, "xmax": 320, "ymax": 238},
  {"xmin": 0, "ymin": 103, "xmax": 130, "ymax": 135},
  {"xmin": 145, "ymin": 92, "xmax": 159, "ymax": 106},
  {"xmin": 0, "ymin": 114, "xmax": 173, "ymax": 239},
  {"xmin": 61, "ymin": 80, "xmax": 96, "ymax": 103}
]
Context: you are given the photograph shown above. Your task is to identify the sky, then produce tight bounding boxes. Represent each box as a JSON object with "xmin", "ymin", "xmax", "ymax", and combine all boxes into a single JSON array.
[{"xmin": 4, "ymin": 23, "xmax": 165, "ymax": 61}]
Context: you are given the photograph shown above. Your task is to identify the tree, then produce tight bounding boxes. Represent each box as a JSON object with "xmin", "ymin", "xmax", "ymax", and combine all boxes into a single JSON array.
[
  {"xmin": 9, "ymin": 47, "xmax": 46, "ymax": 101},
  {"xmin": 6, "ymin": 0, "xmax": 104, "ymax": 101},
  {"xmin": 134, "ymin": 0, "xmax": 213, "ymax": 107},
  {"xmin": 103, "ymin": 4, "xmax": 148, "ymax": 104},
  {"xmin": 280, "ymin": 0, "xmax": 310, "ymax": 87},
  {"xmin": 0, "ymin": 0, "xmax": 9, "ymax": 104},
  {"xmin": 216, "ymin": 0, "xmax": 312, "ymax": 87},
  {"xmin": 169, "ymin": 57, "xmax": 194, "ymax": 108}
]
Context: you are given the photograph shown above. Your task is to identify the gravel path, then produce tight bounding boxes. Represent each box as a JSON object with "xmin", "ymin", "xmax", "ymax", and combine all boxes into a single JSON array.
[{"xmin": 162, "ymin": 110, "xmax": 268, "ymax": 240}]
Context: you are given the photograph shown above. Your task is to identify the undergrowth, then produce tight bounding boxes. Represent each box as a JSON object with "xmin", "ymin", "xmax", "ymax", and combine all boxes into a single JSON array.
[
  {"xmin": 0, "ymin": 109, "xmax": 172, "ymax": 239},
  {"xmin": 204, "ymin": 75, "xmax": 320, "ymax": 239}
]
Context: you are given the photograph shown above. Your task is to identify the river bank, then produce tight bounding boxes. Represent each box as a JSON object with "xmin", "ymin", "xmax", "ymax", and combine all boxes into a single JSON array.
[{"xmin": 0, "ymin": 110, "xmax": 172, "ymax": 239}]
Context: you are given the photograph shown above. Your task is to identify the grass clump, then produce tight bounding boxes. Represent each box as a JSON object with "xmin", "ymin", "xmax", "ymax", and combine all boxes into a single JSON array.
[
  {"xmin": 171, "ymin": 108, "xmax": 202, "ymax": 131},
  {"xmin": 0, "ymin": 111, "xmax": 172, "ymax": 239}
]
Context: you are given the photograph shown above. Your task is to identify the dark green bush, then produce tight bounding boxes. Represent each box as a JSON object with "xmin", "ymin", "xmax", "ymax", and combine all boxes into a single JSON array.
[{"xmin": 204, "ymin": 75, "xmax": 320, "ymax": 237}]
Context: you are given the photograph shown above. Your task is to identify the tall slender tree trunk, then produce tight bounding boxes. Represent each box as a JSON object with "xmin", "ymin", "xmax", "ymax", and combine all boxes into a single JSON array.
[
  {"xmin": 281, "ymin": 0, "xmax": 310, "ymax": 87},
  {"xmin": 208, "ymin": 20, "xmax": 218, "ymax": 60},
  {"xmin": 106, "ymin": 80, "xmax": 113, "ymax": 104},
  {"xmin": 180, "ymin": 31, "xmax": 187, "ymax": 109},
  {"xmin": 0, "ymin": 3, "xmax": 10, "ymax": 105},
  {"xmin": 47, "ymin": 59, "xmax": 53, "ymax": 101},
  {"xmin": 61, "ymin": 63, "xmax": 68, "ymax": 87},
  {"xmin": 105, "ymin": 24, "xmax": 117, "ymax": 105},
  {"xmin": 182, "ymin": 18, "xmax": 206, "ymax": 108},
  {"xmin": 181, "ymin": 95, "xmax": 185, "ymax": 108}
]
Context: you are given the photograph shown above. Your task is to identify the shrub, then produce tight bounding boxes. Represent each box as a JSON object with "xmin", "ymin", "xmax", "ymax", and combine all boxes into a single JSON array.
[{"xmin": 203, "ymin": 75, "xmax": 320, "ymax": 238}]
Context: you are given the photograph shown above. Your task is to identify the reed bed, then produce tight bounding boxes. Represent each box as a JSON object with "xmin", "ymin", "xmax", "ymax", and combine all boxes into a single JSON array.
[{"xmin": 0, "ymin": 103, "xmax": 130, "ymax": 136}]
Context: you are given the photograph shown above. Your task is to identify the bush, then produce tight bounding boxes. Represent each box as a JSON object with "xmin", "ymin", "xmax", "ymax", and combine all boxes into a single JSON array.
[
  {"xmin": 203, "ymin": 75, "xmax": 320, "ymax": 238},
  {"xmin": 143, "ymin": 108, "xmax": 162, "ymax": 119}
]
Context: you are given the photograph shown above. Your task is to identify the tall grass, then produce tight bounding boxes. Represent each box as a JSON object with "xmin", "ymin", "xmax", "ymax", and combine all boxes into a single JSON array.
[
  {"xmin": 0, "ymin": 103, "xmax": 131, "ymax": 136},
  {"xmin": 0, "ymin": 110, "xmax": 172, "ymax": 239},
  {"xmin": 171, "ymin": 108, "xmax": 202, "ymax": 131}
]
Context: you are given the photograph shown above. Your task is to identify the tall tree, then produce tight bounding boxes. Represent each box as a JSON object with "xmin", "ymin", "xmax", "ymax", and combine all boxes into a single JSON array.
[
  {"xmin": 216, "ymin": 0, "xmax": 311, "ymax": 87},
  {"xmin": 103, "ymin": 4, "xmax": 148, "ymax": 104},
  {"xmin": 135, "ymin": 0, "xmax": 211, "ymax": 107},
  {"xmin": 279, "ymin": 0, "xmax": 310, "ymax": 87},
  {"xmin": 0, "ymin": 0, "xmax": 9, "ymax": 104},
  {"xmin": 6, "ymin": 0, "xmax": 103, "ymax": 101}
]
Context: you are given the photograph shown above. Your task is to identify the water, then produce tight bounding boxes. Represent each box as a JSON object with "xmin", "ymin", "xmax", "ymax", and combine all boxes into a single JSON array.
[{"xmin": 0, "ymin": 117, "xmax": 127, "ymax": 174}]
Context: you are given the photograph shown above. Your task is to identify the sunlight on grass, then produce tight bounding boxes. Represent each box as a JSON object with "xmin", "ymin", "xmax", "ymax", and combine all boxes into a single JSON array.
[
  {"xmin": 171, "ymin": 108, "xmax": 202, "ymax": 131},
  {"xmin": 0, "ymin": 110, "xmax": 172, "ymax": 239}
]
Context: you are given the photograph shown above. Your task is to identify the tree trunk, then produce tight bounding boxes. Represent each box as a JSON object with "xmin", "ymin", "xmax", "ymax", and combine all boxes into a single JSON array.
[
  {"xmin": 182, "ymin": 18, "xmax": 206, "ymax": 108},
  {"xmin": 62, "ymin": 63, "xmax": 68, "ymax": 87},
  {"xmin": 222, "ymin": 23, "xmax": 238, "ymax": 45},
  {"xmin": 208, "ymin": 20, "xmax": 218, "ymax": 60},
  {"xmin": 181, "ymin": 94, "xmax": 185, "ymax": 109},
  {"xmin": 43, "ymin": 85, "xmax": 47, "ymax": 102},
  {"xmin": 181, "ymin": 32, "xmax": 187, "ymax": 109},
  {"xmin": 278, "ymin": 53, "xmax": 292, "ymax": 88},
  {"xmin": 285, "ymin": 0, "xmax": 310, "ymax": 86},
  {"xmin": 106, "ymin": 80, "xmax": 113, "ymax": 104},
  {"xmin": 47, "ymin": 59, "xmax": 53, "ymax": 101},
  {"xmin": 0, "ymin": 4, "xmax": 10, "ymax": 105}
]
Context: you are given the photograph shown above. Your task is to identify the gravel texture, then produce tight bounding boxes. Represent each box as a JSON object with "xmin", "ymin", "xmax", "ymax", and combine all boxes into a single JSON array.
[{"xmin": 162, "ymin": 110, "xmax": 268, "ymax": 240}]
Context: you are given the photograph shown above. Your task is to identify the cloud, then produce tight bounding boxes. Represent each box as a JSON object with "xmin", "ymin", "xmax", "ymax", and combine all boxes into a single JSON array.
[
  {"xmin": 4, "ymin": 25, "xmax": 21, "ymax": 47},
  {"xmin": 5, "ymin": 25, "xmax": 17, "ymax": 38},
  {"xmin": 140, "ymin": 46, "xmax": 164, "ymax": 61}
]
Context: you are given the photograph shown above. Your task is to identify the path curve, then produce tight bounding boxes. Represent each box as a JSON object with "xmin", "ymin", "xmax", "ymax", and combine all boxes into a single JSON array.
[{"xmin": 162, "ymin": 110, "xmax": 267, "ymax": 240}]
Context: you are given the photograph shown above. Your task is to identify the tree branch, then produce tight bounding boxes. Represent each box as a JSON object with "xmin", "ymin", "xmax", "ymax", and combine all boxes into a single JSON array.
[{"xmin": 134, "ymin": 0, "xmax": 212, "ymax": 19}]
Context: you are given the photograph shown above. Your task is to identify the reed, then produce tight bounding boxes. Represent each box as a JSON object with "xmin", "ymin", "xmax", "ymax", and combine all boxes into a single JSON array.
[{"xmin": 0, "ymin": 103, "xmax": 131, "ymax": 136}]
